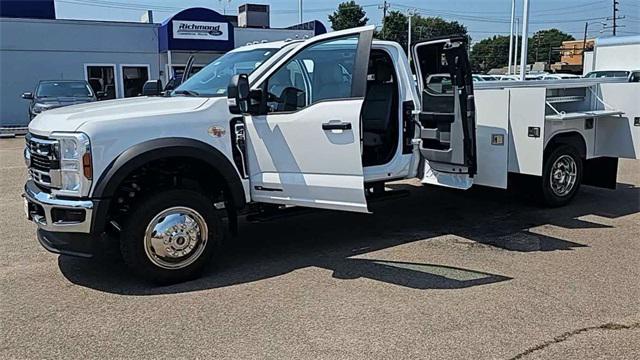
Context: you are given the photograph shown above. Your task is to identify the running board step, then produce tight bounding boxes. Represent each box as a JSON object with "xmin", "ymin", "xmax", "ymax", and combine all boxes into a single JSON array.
[
  {"xmin": 366, "ymin": 189, "xmax": 410, "ymax": 203},
  {"xmin": 246, "ymin": 206, "xmax": 321, "ymax": 223}
]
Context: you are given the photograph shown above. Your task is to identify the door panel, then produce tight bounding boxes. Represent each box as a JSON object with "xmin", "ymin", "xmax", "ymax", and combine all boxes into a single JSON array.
[
  {"xmin": 413, "ymin": 37, "xmax": 477, "ymax": 189},
  {"xmin": 245, "ymin": 99, "xmax": 368, "ymax": 212},
  {"xmin": 508, "ymin": 88, "xmax": 545, "ymax": 175},
  {"xmin": 474, "ymin": 89, "xmax": 509, "ymax": 188},
  {"xmin": 244, "ymin": 26, "xmax": 374, "ymax": 213},
  {"xmin": 595, "ymin": 83, "xmax": 640, "ymax": 159}
]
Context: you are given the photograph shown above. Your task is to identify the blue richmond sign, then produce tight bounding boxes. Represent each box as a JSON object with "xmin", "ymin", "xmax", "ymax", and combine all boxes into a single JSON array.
[{"xmin": 159, "ymin": 8, "xmax": 234, "ymax": 52}]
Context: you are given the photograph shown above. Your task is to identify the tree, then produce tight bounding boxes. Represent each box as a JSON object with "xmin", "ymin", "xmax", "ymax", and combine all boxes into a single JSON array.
[
  {"xmin": 378, "ymin": 11, "xmax": 468, "ymax": 53},
  {"xmin": 328, "ymin": 1, "xmax": 369, "ymax": 31},
  {"xmin": 470, "ymin": 28, "xmax": 575, "ymax": 72},
  {"xmin": 470, "ymin": 35, "xmax": 512, "ymax": 72},
  {"xmin": 530, "ymin": 29, "xmax": 575, "ymax": 64},
  {"xmin": 377, "ymin": 11, "xmax": 408, "ymax": 48},
  {"xmin": 414, "ymin": 17, "xmax": 467, "ymax": 39}
]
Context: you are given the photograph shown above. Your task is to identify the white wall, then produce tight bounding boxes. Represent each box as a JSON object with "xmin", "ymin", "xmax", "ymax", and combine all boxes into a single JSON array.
[{"xmin": 593, "ymin": 44, "xmax": 640, "ymax": 71}]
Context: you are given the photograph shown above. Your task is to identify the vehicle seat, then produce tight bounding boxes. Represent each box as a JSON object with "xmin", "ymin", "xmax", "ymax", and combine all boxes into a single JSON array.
[
  {"xmin": 314, "ymin": 63, "xmax": 350, "ymax": 102},
  {"xmin": 362, "ymin": 65, "xmax": 395, "ymax": 147}
]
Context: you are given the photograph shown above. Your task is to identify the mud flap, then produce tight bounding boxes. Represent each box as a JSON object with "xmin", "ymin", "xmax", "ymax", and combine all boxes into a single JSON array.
[{"xmin": 583, "ymin": 157, "xmax": 618, "ymax": 189}]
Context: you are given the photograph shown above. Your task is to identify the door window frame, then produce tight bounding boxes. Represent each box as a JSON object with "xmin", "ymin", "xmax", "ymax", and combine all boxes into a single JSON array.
[
  {"xmin": 84, "ymin": 63, "xmax": 119, "ymax": 99},
  {"xmin": 252, "ymin": 31, "xmax": 373, "ymax": 115},
  {"xmin": 263, "ymin": 58, "xmax": 314, "ymax": 114}
]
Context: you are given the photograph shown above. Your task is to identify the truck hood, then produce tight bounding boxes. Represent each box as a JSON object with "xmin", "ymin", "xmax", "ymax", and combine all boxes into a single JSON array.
[
  {"xmin": 28, "ymin": 96, "xmax": 210, "ymax": 136},
  {"xmin": 34, "ymin": 97, "xmax": 95, "ymax": 110}
]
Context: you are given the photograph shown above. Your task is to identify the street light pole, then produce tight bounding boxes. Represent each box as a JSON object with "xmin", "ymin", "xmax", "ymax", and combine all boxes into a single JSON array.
[
  {"xmin": 407, "ymin": 9, "xmax": 417, "ymax": 61},
  {"xmin": 514, "ymin": 18, "xmax": 519, "ymax": 74},
  {"xmin": 519, "ymin": 0, "xmax": 530, "ymax": 81},
  {"xmin": 508, "ymin": 0, "xmax": 516, "ymax": 75},
  {"xmin": 299, "ymin": 0, "xmax": 303, "ymax": 24}
]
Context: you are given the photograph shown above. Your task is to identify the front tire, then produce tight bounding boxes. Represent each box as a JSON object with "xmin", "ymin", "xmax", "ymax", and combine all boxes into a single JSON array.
[
  {"xmin": 541, "ymin": 145, "xmax": 583, "ymax": 207},
  {"xmin": 120, "ymin": 189, "xmax": 222, "ymax": 284}
]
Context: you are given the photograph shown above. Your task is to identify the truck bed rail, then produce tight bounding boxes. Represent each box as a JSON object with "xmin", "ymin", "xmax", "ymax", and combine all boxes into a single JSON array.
[{"xmin": 473, "ymin": 77, "xmax": 627, "ymax": 90}]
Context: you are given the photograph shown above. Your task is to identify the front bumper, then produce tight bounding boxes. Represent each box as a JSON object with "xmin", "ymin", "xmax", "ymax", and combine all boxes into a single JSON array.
[
  {"xmin": 24, "ymin": 180, "xmax": 112, "ymax": 258},
  {"xmin": 23, "ymin": 180, "xmax": 94, "ymax": 233}
]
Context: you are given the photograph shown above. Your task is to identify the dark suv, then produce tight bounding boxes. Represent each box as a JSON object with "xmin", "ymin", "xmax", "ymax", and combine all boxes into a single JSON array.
[{"xmin": 22, "ymin": 80, "xmax": 98, "ymax": 120}]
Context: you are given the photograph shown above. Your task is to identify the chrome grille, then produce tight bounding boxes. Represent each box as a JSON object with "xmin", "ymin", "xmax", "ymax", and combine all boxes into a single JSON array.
[
  {"xmin": 30, "ymin": 153, "xmax": 55, "ymax": 171},
  {"xmin": 25, "ymin": 133, "xmax": 60, "ymax": 188}
]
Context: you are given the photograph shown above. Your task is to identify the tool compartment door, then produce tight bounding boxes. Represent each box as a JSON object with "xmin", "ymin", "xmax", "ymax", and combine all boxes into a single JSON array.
[
  {"xmin": 474, "ymin": 89, "xmax": 510, "ymax": 189},
  {"xmin": 595, "ymin": 83, "xmax": 640, "ymax": 159}
]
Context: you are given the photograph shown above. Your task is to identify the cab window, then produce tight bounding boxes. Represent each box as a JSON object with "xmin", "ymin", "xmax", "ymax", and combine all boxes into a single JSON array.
[{"xmin": 263, "ymin": 35, "xmax": 359, "ymax": 113}]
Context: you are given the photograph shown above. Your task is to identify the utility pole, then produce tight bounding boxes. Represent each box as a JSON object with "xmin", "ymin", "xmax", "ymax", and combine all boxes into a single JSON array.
[
  {"xmin": 582, "ymin": 22, "xmax": 589, "ymax": 67},
  {"xmin": 603, "ymin": 1, "xmax": 625, "ymax": 36},
  {"xmin": 218, "ymin": 0, "xmax": 230, "ymax": 15},
  {"xmin": 379, "ymin": 1, "xmax": 390, "ymax": 38},
  {"xmin": 508, "ymin": 0, "xmax": 516, "ymax": 75},
  {"xmin": 613, "ymin": 0, "xmax": 618, "ymax": 36},
  {"xmin": 519, "ymin": 0, "xmax": 530, "ymax": 81}
]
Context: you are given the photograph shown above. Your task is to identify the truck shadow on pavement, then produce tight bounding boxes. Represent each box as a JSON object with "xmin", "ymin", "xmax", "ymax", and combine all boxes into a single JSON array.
[{"xmin": 58, "ymin": 181, "xmax": 639, "ymax": 295}]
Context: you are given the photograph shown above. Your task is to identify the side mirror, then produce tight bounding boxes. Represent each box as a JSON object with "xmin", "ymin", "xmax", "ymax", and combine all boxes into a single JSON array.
[
  {"xmin": 96, "ymin": 91, "xmax": 106, "ymax": 99},
  {"xmin": 228, "ymin": 74, "xmax": 250, "ymax": 114},
  {"xmin": 22, "ymin": 92, "xmax": 34, "ymax": 100},
  {"xmin": 142, "ymin": 79, "xmax": 163, "ymax": 96}
]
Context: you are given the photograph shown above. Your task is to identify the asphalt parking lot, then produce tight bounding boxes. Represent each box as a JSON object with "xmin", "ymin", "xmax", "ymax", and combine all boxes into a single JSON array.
[{"xmin": 1, "ymin": 136, "xmax": 639, "ymax": 359}]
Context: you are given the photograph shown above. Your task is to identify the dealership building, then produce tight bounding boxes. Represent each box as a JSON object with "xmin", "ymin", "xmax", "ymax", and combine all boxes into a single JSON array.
[{"xmin": 0, "ymin": 0, "xmax": 326, "ymax": 127}]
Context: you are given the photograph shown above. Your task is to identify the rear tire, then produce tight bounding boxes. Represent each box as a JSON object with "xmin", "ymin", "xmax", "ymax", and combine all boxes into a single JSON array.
[
  {"xmin": 120, "ymin": 189, "xmax": 222, "ymax": 284},
  {"xmin": 540, "ymin": 145, "xmax": 583, "ymax": 207}
]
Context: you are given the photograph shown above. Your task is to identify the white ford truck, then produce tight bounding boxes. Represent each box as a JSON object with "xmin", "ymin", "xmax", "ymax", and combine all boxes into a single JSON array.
[{"xmin": 23, "ymin": 26, "xmax": 640, "ymax": 283}]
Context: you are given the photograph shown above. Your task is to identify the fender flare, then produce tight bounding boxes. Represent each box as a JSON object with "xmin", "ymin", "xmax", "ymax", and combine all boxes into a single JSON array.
[
  {"xmin": 92, "ymin": 138, "xmax": 246, "ymax": 210},
  {"xmin": 545, "ymin": 131, "xmax": 587, "ymax": 158}
]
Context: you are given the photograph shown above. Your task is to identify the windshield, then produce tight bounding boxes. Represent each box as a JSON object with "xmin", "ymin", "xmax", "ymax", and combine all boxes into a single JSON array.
[
  {"xmin": 174, "ymin": 48, "xmax": 279, "ymax": 97},
  {"xmin": 585, "ymin": 71, "xmax": 629, "ymax": 78},
  {"xmin": 36, "ymin": 82, "xmax": 93, "ymax": 98}
]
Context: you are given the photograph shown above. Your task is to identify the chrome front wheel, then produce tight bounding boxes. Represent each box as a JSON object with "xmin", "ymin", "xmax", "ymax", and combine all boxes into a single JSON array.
[
  {"xmin": 120, "ymin": 189, "xmax": 221, "ymax": 284},
  {"xmin": 144, "ymin": 206, "xmax": 209, "ymax": 270}
]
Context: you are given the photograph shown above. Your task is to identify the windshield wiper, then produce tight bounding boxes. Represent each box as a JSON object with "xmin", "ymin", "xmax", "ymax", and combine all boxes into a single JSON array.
[{"xmin": 173, "ymin": 90, "xmax": 200, "ymax": 97}]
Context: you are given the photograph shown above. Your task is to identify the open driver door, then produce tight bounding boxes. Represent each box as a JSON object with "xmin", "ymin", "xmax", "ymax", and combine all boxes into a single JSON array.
[{"xmin": 412, "ymin": 36, "xmax": 477, "ymax": 189}]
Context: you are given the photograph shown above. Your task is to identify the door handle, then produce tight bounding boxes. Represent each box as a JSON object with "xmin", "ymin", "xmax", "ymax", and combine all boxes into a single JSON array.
[{"xmin": 322, "ymin": 121, "xmax": 352, "ymax": 131}]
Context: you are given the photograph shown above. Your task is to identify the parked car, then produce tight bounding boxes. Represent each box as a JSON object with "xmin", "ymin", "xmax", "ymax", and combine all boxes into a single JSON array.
[
  {"xmin": 584, "ymin": 70, "xmax": 640, "ymax": 82},
  {"xmin": 540, "ymin": 73, "xmax": 581, "ymax": 80},
  {"xmin": 472, "ymin": 74, "xmax": 499, "ymax": 82},
  {"xmin": 497, "ymin": 75, "xmax": 519, "ymax": 81},
  {"xmin": 22, "ymin": 80, "xmax": 98, "ymax": 120}
]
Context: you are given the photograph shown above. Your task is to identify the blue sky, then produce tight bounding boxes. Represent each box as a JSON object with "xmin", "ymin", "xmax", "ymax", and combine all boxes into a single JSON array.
[{"xmin": 55, "ymin": 0, "xmax": 640, "ymax": 41}]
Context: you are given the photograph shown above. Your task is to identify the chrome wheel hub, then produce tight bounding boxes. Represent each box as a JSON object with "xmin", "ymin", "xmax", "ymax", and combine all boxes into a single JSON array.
[
  {"xmin": 144, "ymin": 206, "xmax": 208, "ymax": 270},
  {"xmin": 550, "ymin": 155, "xmax": 577, "ymax": 197}
]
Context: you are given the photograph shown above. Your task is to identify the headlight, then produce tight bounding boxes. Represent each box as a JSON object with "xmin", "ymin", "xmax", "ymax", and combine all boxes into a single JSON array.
[
  {"xmin": 51, "ymin": 132, "xmax": 92, "ymax": 197},
  {"xmin": 32, "ymin": 103, "xmax": 54, "ymax": 114}
]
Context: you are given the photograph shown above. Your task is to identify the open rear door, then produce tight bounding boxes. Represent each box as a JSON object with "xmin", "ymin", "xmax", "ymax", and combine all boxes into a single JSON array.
[{"xmin": 412, "ymin": 37, "xmax": 477, "ymax": 189}]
